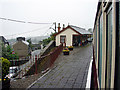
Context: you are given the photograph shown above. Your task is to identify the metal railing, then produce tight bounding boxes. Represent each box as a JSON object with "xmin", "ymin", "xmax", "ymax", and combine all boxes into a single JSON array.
[
  {"xmin": 24, "ymin": 43, "xmax": 63, "ymax": 76},
  {"xmin": 9, "ymin": 44, "xmax": 63, "ymax": 79}
]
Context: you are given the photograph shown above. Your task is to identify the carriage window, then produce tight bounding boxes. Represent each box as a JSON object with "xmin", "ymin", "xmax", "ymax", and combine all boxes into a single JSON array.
[
  {"xmin": 115, "ymin": 2, "xmax": 120, "ymax": 89},
  {"xmin": 119, "ymin": 2, "xmax": 120, "ymax": 69},
  {"xmin": 95, "ymin": 25, "xmax": 97, "ymax": 61},
  {"xmin": 98, "ymin": 13, "xmax": 103, "ymax": 87},
  {"xmin": 105, "ymin": 5, "xmax": 112, "ymax": 88}
]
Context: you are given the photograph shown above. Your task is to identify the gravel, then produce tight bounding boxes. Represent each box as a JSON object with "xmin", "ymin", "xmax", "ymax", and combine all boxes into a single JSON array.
[{"xmin": 10, "ymin": 72, "xmax": 47, "ymax": 89}]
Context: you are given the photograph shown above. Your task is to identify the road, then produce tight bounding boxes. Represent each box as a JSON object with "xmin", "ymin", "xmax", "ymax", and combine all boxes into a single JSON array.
[
  {"xmin": 28, "ymin": 44, "xmax": 93, "ymax": 88},
  {"xmin": 31, "ymin": 49, "xmax": 41, "ymax": 56}
]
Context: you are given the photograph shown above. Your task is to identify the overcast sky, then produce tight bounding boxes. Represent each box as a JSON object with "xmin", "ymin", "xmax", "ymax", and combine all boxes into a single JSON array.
[{"xmin": 0, "ymin": 0, "xmax": 98, "ymax": 39}]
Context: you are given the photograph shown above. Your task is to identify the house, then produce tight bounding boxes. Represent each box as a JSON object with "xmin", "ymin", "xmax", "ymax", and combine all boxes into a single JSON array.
[
  {"xmin": 13, "ymin": 37, "xmax": 30, "ymax": 58},
  {"xmin": 53, "ymin": 23, "xmax": 92, "ymax": 46},
  {"xmin": 0, "ymin": 36, "xmax": 9, "ymax": 47}
]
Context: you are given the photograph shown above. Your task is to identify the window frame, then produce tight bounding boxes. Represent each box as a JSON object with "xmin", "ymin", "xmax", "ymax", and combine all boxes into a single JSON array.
[
  {"xmin": 98, "ymin": 12, "xmax": 103, "ymax": 88},
  {"xmin": 60, "ymin": 35, "xmax": 66, "ymax": 43},
  {"xmin": 105, "ymin": 4, "xmax": 113, "ymax": 89}
]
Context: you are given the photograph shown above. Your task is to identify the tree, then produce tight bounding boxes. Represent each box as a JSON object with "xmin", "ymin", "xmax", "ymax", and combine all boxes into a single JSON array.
[
  {"xmin": 2, "ymin": 43, "xmax": 7, "ymax": 58},
  {"xmin": 27, "ymin": 38, "xmax": 32, "ymax": 48},
  {"xmin": 1, "ymin": 44, "xmax": 19, "ymax": 60},
  {"xmin": 42, "ymin": 32, "xmax": 55, "ymax": 48}
]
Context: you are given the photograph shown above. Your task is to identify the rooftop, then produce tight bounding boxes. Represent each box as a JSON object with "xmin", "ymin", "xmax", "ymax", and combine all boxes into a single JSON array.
[
  {"xmin": 69, "ymin": 25, "xmax": 92, "ymax": 35},
  {"xmin": 22, "ymin": 41, "xmax": 29, "ymax": 45},
  {"xmin": 54, "ymin": 25, "xmax": 92, "ymax": 36}
]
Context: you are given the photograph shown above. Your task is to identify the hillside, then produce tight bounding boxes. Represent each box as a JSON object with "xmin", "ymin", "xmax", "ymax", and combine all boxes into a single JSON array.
[{"xmin": 8, "ymin": 36, "xmax": 49, "ymax": 45}]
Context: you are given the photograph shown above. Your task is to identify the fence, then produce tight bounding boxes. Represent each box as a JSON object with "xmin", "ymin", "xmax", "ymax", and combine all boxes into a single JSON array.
[
  {"xmin": 25, "ymin": 43, "xmax": 63, "ymax": 76},
  {"xmin": 9, "ymin": 58, "xmax": 29, "ymax": 66}
]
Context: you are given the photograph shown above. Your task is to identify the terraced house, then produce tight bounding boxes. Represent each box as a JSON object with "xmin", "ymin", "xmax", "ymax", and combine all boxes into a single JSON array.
[
  {"xmin": 0, "ymin": 36, "xmax": 9, "ymax": 46},
  {"xmin": 13, "ymin": 37, "xmax": 30, "ymax": 58}
]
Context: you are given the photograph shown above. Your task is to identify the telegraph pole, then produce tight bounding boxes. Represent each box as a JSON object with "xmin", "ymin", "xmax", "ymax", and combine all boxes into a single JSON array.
[
  {"xmin": 50, "ymin": 22, "xmax": 57, "ymax": 33},
  {"xmin": 54, "ymin": 22, "xmax": 56, "ymax": 33}
]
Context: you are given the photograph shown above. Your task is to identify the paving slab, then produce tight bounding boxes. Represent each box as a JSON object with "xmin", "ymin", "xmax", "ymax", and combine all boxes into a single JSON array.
[{"xmin": 29, "ymin": 44, "xmax": 93, "ymax": 89}]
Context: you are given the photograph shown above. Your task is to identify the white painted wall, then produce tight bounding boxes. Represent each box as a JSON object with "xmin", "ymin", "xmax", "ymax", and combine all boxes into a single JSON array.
[{"xmin": 55, "ymin": 28, "xmax": 79, "ymax": 46}]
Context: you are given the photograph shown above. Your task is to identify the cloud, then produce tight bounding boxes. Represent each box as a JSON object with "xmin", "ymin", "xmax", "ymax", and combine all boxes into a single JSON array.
[{"xmin": 0, "ymin": 0, "xmax": 98, "ymax": 39}]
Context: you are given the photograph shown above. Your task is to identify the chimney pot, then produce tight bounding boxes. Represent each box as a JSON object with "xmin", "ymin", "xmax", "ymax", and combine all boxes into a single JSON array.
[
  {"xmin": 58, "ymin": 23, "xmax": 61, "ymax": 32},
  {"xmin": 17, "ymin": 37, "xmax": 25, "ymax": 41},
  {"xmin": 63, "ymin": 24, "xmax": 65, "ymax": 29}
]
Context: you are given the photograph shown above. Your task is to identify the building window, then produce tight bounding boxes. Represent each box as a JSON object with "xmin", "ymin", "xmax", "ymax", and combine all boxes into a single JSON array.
[
  {"xmin": 98, "ymin": 12, "xmax": 103, "ymax": 87},
  {"xmin": 105, "ymin": 5, "xmax": 112, "ymax": 89},
  {"xmin": 60, "ymin": 36, "xmax": 66, "ymax": 43}
]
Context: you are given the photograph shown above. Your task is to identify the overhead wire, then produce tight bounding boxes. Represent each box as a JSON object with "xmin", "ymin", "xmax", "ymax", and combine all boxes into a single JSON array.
[
  {"xmin": 0, "ymin": 17, "xmax": 52, "ymax": 24},
  {"xmin": 4, "ymin": 23, "xmax": 54, "ymax": 38},
  {"xmin": 41, "ymin": 23, "xmax": 54, "ymax": 36},
  {"xmin": 0, "ymin": 17, "xmax": 55, "ymax": 38}
]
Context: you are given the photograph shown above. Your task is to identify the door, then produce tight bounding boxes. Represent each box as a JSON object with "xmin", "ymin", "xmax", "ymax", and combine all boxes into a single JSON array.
[
  {"xmin": 60, "ymin": 35, "xmax": 66, "ymax": 46},
  {"xmin": 73, "ymin": 35, "xmax": 81, "ymax": 46}
]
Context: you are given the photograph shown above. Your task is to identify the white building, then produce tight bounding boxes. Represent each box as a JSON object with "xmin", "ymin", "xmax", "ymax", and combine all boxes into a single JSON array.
[{"xmin": 53, "ymin": 24, "xmax": 92, "ymax": 46}]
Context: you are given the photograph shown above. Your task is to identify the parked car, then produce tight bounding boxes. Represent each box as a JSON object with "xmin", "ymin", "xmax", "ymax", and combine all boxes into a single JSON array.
[
  {"xmin": 87, "ymin": 38, "xmax": 93, "ymax": 42},
  {"xmin": 6, "ymin": 67, "xmax": 19, "ymax": 79}
]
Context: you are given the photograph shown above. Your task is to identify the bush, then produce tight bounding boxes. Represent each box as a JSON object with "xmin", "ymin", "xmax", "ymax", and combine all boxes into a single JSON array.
[
  {"xmin": 63, "ymin": 48, "xmax": 69, "ymax": 52},
  {"xmin": 68, "ymin": 46, "xmax": 73, "ymax": 50},
  {"xmin": 1, "ymin": 57, "xmax": 10, "ymax": 78},
  {"xmin": 68, "ymin": 46, "xmax": 73, "ymax": 48},
  {"xmin": 42, "ymin": 32, "xmax": 55, "ymax": 48}
]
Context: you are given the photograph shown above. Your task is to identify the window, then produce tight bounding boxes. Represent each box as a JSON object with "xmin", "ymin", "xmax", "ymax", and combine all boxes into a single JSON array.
[
  {"xmin": 119, "ymin": 2, "xmax": 120, "ymax": 73},
  {"xmin": 105, "ymin": 5, "xmax": 112, "ymax": 89},
  {"xmin": 119, "ymin": 2, "xmax": 120, "ymax": 71},
  {"xmin": 95, "ymin": 25, "xmax": 97, "ymax": 61},
  {"xmin": 60, "ymin": 36, "xmax": 66, "ymax": 43},
  {"xmin": 98, "ymin": 12, "xmax": 103, "ymax": 87},
  {"xmin": 114, "ymin": 2, "xmax": 120, "ymax": 89}
]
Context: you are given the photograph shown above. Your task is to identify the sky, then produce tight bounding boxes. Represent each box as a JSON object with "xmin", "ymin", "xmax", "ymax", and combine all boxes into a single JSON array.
[{"xmin": 0, "ymin": 0, "xmax": 98, "ymax": 39}]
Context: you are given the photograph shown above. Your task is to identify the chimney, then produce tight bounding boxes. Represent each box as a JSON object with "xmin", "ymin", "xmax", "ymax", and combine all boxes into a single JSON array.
[
  {"xmin": 17, "ymin": 37, "xmax": 25, "ymax": 41},
  {"xmin": 58, "ymin": 23, "xmax": 61, "ymax": 32},
  {"xmin": 63, "ymin": 24, "xmax": 65, "ymax": 29}
]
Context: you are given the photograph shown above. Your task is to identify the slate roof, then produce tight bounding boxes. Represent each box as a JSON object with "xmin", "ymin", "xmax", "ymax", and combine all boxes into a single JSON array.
[
  {"xmin": 13, "ymin": 40, "xmax": 29, "ymax": 46},
  {"xmin": 69, "ymin": 25, "xmax": 92, "ymax": 35},
  {"xmin": 53, "ymin": 25, "xmax": 92, "ymax": 36},
  {"xmin": 0, "ymin": 36, "xmax": 9, "ymax": 45},
  {"xmin": 22, "ymin": 41, "xmax": 29, "ymax": 45}
]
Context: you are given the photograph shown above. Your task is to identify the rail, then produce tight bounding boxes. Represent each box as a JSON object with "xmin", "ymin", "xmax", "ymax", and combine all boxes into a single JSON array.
[
  {"xmin": 25, "ymin": 43, "xmax": 63, "ymax": 76},
  {"xmin": 9, "ymin": 44, "xmax": 63, "ymax": 78}
]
